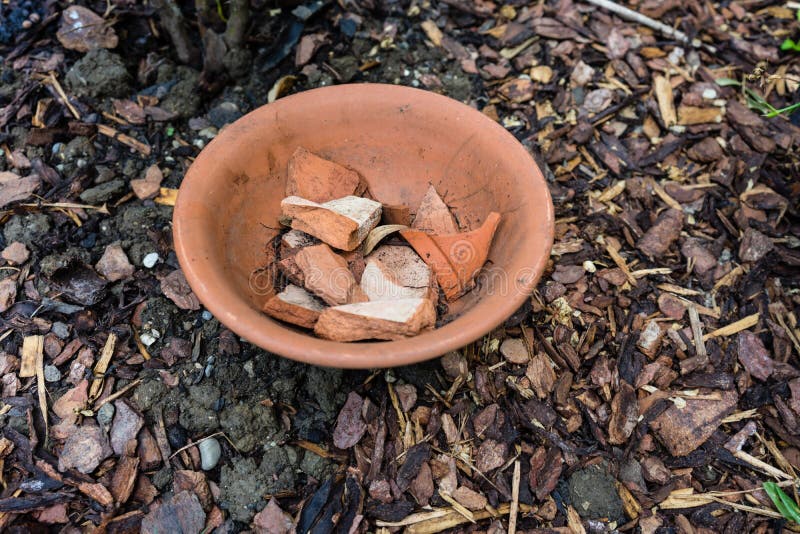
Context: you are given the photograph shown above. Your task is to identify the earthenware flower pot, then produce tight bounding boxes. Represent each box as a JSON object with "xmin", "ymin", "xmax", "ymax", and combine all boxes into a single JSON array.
[{"xmin": 173, "ymin": 84, "xmax": 554, "ymax": 368}]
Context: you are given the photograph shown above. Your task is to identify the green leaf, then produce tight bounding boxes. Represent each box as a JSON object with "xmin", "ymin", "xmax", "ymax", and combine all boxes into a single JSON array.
[
  {"xmin": 763, "ymin": 482, "xmax": 800, "ymax": 523},
  {"xmin": 781, "ymin": 38, "xmax": 800, "ymax": 52},
  {"xmin": 715, "ymin": 78, "xmax": 742, "ymax": 87},
  {"xmin": 765, "ymin": 101, "xmax": 800, "ymax": 118}
]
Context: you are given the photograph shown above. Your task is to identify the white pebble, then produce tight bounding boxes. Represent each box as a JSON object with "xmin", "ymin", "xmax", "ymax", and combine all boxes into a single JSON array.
[
  {"xmin": 199, "ymin": 437, "xmax": 222, "ymax": 470},
  {"xmin": 142, "ymin": 252, "xmax": 160, "ymax": 268},
  {"xmin": 139, "ymin": 330, "xmax": 159, "ymax": 346},
  {"xmin": 701, "ymin": 88, "xmax": 717, "ymax": 100}
]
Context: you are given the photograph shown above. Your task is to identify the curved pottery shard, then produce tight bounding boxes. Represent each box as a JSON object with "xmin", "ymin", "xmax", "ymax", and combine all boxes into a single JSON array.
[{"xmin": 401, "ymin": 212, "xmax": 501, "ymax": 301}]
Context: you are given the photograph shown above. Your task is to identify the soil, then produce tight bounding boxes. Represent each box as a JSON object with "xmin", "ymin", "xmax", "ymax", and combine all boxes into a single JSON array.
[{"xmin": 1, "ymin": 0, "xmax": 799, "ymax": 531}]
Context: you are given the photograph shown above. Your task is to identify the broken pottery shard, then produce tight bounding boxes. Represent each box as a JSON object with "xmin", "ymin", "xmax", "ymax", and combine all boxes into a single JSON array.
[
  {"xmin": 286, "ymin": 147, "xmax": 362, "ymax": 203},
  {"xmin": 277, "ymin": 256, "xmax": 305, "ymax": 286},
  {"xmin": 650, "ymin": 390, "xmax": 738, "ymax": 456},
  {"xmin": 279, "ymin": 229, "xmax": 317, "ymax": 257},
  {"xmin": 360, "ymin": 245, "xmax": 435, "ymax": 301},
  {"xmin": 382, "ymin": 204, "xmax": 412, "ymax": 226},
  {"xmin": 314, "ymin": 298, "xmax": 436, "ymax": 341},
  {"xmin": 282, "ymin": 195, "xmax": 382, "ymax": 251},
  {"xmin": 294, "ymin": 244, "xmax": 368, "ymax": 306},
  {"xmin": 412, "ymin": 185, "xmax": 459, "ymax": 234},
  {"xmin": 637, "ymin": 209, "xmax": 683, "ymax": 257},
  {"xmin": 401, "ymin": 212, "xmax": 501, "ymax": 301},
  {"xmin": 262, "ymin": 284, "xmax": 326, "ymax": 329}
]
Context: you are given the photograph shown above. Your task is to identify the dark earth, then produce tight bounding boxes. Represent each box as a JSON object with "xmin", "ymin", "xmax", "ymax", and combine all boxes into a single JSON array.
[{"xmin": 0, "ymin": 0, "xmax": 799, "ymax": 531}]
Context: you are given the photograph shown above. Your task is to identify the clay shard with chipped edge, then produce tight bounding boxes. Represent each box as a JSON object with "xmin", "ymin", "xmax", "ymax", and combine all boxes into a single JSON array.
[
  {"xmin": 401, "ymin": 212, "xmax": 501, "ymax": 301},
  {"xmin": 286, "ymin": 146, "xmax": 363, "ymax": 203},
  {"xmin": 282, "ymin": 195, "xmax": 382, "ymax": 251},
  {"xmin": 314, "ymin": 297, "xmax": 436, "ymax": 341},
  {"xmin": 293, "ymin": 243, "xmax": 369, "ymax": 305},
  {"xmin": 262, "ymin": 284, "xmax": 326, "ymax": 329},
  {"xmin": 360, "ymin": 245, "xmax": 436, "ymax": 301}
]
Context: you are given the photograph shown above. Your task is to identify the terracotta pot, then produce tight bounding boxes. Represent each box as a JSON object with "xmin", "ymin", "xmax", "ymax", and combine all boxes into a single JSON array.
[{"xmin": 173, "ymin": 84, "xmax": 554, "ymax": 368}]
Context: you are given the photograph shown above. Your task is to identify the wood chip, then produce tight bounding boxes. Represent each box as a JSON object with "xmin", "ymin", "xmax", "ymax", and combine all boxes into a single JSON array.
[
  {"xmin": 703, "ymin": 313, "xmax": 759, "ymax": 341},
  {"xmin": 654, "ymin": 75, "xmax": 676, "ymax": 127},
  {"xmin": 89, "ymin": 333, "xmax": 117, "ymax": 402},
  {"xmin": 19, "ymin": 335, "xmax": 42, "ymax": 378}
]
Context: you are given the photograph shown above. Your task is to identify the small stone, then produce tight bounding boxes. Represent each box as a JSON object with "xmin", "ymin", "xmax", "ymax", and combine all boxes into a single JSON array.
[
  {"xmin": 95, "ymin": 243, "xmax": 134, "ymax": 282},
  {"xmin": 79, "ymin": 179, "xmax": 125, "ymax": 204},
  {"xmin": 208, "ymin": 102, "xmax": 242, "ymax": 128},
  {"xmin": 201, "ymin": 310, "xmax": 213, "ymax": 321},
  {"xmin": 97, "ymin": 402, "xmax": 115, "ymax": 429},
  {"xmin": 198, "ymin": 437, "xmax": 222, "ymax": 470},
  {"xmin": 1, "ymin": 242, "xmax": 29, "ymax": 264},
  {"xmin": 43, "ymin": 365, "xmax": 61, "ymax": 383},
  {"xmin": 738, "ymin": 227, "xmax": 774, "ymax": 262},
  {"xmin": 58, "ymin": 424, "xmax": 113, "ymax": 473},
  {"xmin": 110, "ymin": 399, "xmax": 144, "ymax": 456},
  {"xmin": 51, "ymin": 322, "xmax": 70, "ymax": 339},
  {"xmin": 130, "ymin": 165, "xmax": 163, "ymax": 200},
  {"xmin": 142, "ymin": 252, "xmax": 160, "ymax": 268},
  {"xmin": 500, "ymin": 338, "xmax": 529, "ymax": 364}
]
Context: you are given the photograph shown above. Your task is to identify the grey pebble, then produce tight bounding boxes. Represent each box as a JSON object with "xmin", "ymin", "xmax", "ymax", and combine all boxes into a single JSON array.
[
  {"xmin": 199, "ymin": 437, "xmax": 221, "ymax": 470},
  {"xmin": 97, "ymin": 402, "xmax": 115, "ymax": 429},
  {"xmin": 51, "ymin": 321, "xmax": 70, "ymax": 339},
  {"xmin": 43, "ymin": 365, "xmax": 61, "ymax": 383}
]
